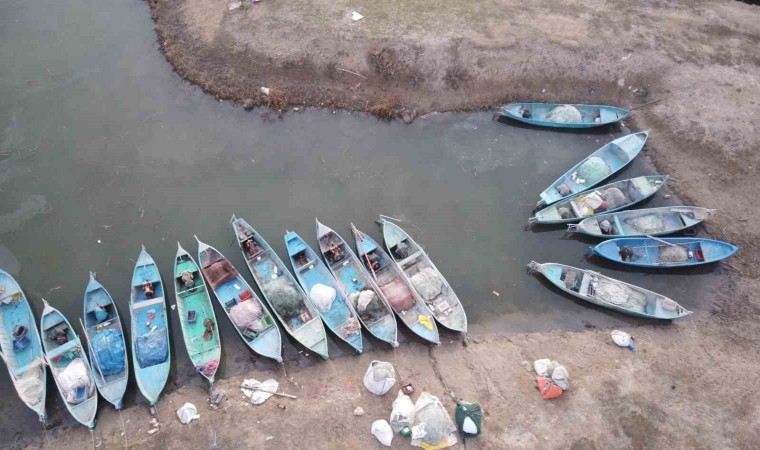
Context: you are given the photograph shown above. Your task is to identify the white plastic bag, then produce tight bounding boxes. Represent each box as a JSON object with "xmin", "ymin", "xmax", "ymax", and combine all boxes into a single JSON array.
[
  {"xmin": 371, "ymin": 419, "xmax": 393, "ymax": 446},
  {"xmin": 310, "ymin": 284, "xmax": 336, "ymax": 312},
  {"xmin": 533, "ymin": 358, "xmax": 552, "ymax": 377},
  {"xmin": 363, "ymin": 361, "xmax": 396, "ymax": 395},
  {"xmin": 356, "ymin": 290, "xmax": 376, "ymax": 313},
  {"xmin": 552, "ymin": 365, "xmax": 570, "ymax": 390},
  {"xmin": 176, "ymin": 403, "xmax": 200, "ymax": 424},
  {"xmin": 390, "ymin": 390, "xmax": 415, "ymax": 432},
  {"xmin": 240, "ymin": 378, "xmax": 279, "ymax": 405},
  {"xmin": 611, "ymin": 330, "xmax": 635, "ymax": 350}
]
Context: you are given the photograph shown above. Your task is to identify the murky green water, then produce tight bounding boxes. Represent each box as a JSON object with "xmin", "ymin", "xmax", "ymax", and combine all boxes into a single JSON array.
[{"xmin": 0, "ymin": 0, "xmax": 723, "ymax": 443}]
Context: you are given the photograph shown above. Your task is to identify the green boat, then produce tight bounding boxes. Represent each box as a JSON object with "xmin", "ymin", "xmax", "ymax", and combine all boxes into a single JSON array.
[{"xmin": 173, "ymin": 244, "xmax": 222, "ymax": 383}]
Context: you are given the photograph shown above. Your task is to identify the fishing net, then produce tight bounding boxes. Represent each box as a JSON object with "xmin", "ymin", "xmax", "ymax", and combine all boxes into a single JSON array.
[
  {"xmin": 136, "ymin": 327, "xmax": 168, "ymax": 368},
  {"xmin": 16, "ymin": 364, "xmax": 44, "ymax": 405},
  {"xmin": 410, "ymin": 268, "xmax": 443, "ymax": 301},
  {"xmin": 91, "ymin": 329, "xmax": 125, "ymax": 376},
  {"xmin": 229, "ymin": 300, "xmax": 264, "ymax": 330},
  {"xmin": 603, "ymin": 187, "xmax": 628, "ymax": 209},
  {"xmin": 310, "ymin": 283, "xmax": 336, "ymax": 312},
  {"xmin": 595, "ymin": 279, "xmax": 647, "ymax": 311},
  {"xmin": 263, "ymin": 277, "xmax": 304, "ymax": 319},
  {"xmin": 576, "ymin": 157, "xmax": 611, "ymax": 184},
  {"xmin": 657, "ymin": 246, "xmax": 689, "ymax": 263},
  {"xmin": 545, "ymin": 105, "xmax": 582, "ymax": 123},
  {"xmin": 411, "ymin": 392, "xmax": 458, "ymax": 448},
  {"xmin": 625, "ymin": 214, "xmax": 666, "ymax": 233}
]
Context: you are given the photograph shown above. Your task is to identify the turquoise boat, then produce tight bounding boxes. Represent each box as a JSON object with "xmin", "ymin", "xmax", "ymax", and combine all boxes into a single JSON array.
[
  {"xmin": 173, "ymin": 244, "xmax": 221, "ymax": 383},
  {"xmin": 40, "ymin": 300, "xmax": 97, "ymax": 428},
  {"xmin": 196, "ymin": 237, "xmax": 282, "ymax": 363},
  {"xmin": 537, "ymin": 131, "xmax": 649, "ymax": 207},
  {"xmin": 527, "ymin": 261, "xmax": 691, "ymax": 320},
  {"xmin": 530, "ymin": 175, "xmax": 668, "ymax": 225},
  {"xmin": 568, "ymin": 206, "xmax": 715, "ymax": 238},
  {"xmin": 0, "ymin": 269, "xmax": 47, "ymax": 421},
  {"xmin": 591, "ymin": 237, "xmax": 739, "ymax": 268},
  {"xmin": 352, "ymin": 226, "xmax": 440, "ymax": 345},
  {"xmin": 381, "ymin": 219, "xmax": 468, "ymax": 333},
  {"xmin": 284, "ymin": 230, "xmax": 363, "ymax": 353},
  {"xmin": 129, "ymin": 246, "xmax": 170, "ymax": 406},
  {"xmin": 82, "ymin": 272, "xmax": 128, "ymax": 409},
  {"xmin": 232, "ymin": 217, "xmax": 329, "ymax": 359},
  {"xmin": 498, "ymin": 102, "xmax": 630, "ymax": 128},
  {"xmin": 316, "ymin": 219, "xmax": 398, "ymax": 347}
]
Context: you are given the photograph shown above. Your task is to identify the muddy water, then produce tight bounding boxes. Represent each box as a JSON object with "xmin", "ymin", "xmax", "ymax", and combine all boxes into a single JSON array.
[{"xmin": 0, "ymin": 0, "xmax": 723, "ymax": 444}]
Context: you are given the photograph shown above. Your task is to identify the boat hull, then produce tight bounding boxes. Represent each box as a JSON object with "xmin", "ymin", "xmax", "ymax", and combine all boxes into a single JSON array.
[
  {"xmin": 499, "ymin": 103, "xmax": 630, "ymax": 128},
  {"xmin": 592, "ymin": 237, "xmax": 738, "ymax": 268}
]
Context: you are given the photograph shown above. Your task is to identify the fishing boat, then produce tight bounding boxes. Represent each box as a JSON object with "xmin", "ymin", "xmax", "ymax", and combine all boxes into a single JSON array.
[
  {"xmin": 537, "ymin": 131, "xmax": 649, "ymax": 207},
  {"xmin": 0, "ymin": 269, "xmax": 47, "ymax": 421},
  {"xmin": 316, "ymin": 219, "xmax": 398, "ymax": 347},
  {"xmin": 527, "ymin": 261, "xmax": 692, "ymax": 319},
  {"xmin": 196, "ymin": 237, "xmax": 282, "ymax": 363},
  {"xmin": 498, "ymin": 102, "xmax": 630, "ymax": 128},
  {"xmin": 173, "ymin": 244, "xmax": 221, "ymax": 383},
  {"xmin": 82, "ymin": 272, "xmax": 128, "ymax": 409},
  {"xmin": 40, "ymin": 299, "xmax": 97, "ymax": 428},
  {"xmin": 567, "ymin": 206, "xmax": 715, "ymax": 238},
  {"xmin": 129, "ymin": 246, "xmax": 170, "ymax": 405},
  {"xmin": 232, "ymin": 217, "xmax": 328, "ymax": 359},
  {"xmin": 284, "ymin": 230, "xmax": 363, "ymax": 353},
  {"xmin": 380, "ymin": 219, "xmax": 468, "ymax": 333},
  {"xmin": 591, "ymin": 237, "xmax": 739, "ymax": 268},
  {"xmin": 352, "ymin": 226, "xmax": 440, "ymax": 345},
  {"xmin": 529, "ymin": 175, "xmax": 667, "ymax": 225}
]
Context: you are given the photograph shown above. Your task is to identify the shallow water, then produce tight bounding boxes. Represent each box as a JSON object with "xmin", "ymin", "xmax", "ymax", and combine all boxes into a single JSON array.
[{"xmin": 0, "ymin": 0, "xmax": 724, "ymax": 443}]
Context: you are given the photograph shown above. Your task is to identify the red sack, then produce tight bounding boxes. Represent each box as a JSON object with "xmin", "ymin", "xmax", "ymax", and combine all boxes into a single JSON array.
[{"xmin": 537, "ymin": 376, "xmax": 563, "ymax": 399}]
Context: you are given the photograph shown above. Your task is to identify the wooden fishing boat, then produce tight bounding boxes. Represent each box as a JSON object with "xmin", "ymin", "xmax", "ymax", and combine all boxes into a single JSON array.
[
  {"xmin": 316, "ymin": 219, "xmax": 398, "ymax": 347},
  {"xmin": 498, "ymin": 102, "xmax": 630, "ymax": 128},
  {"xmin": 591, "ymin": 237, "xmax": 739, "ymax": 268},
  {"xmin": 0, "ymin": 269, "xmax": 47, "ymax": 421},
  {"xmin": 537, "ymin": 131, "xmax": 649, "ymax": 207},
  {"xmin": 352, "ymin": 226, "xmax": 440, "ymax": 345},
  {"xmin": 82, "ymin": 272, "xmax": 128, "ymax": 409},
  {"xmin": 129, "ymin": 246, "xmax": 170, "ymax": 406},
  {"xmin": 530, "ymin": 175, "xmax": 667, "ymax": 225},
  {"xmin": 284, "ymin": 230, "xmax": 363, "ymax": 353},
  {"xmin": 232, "ymin": 217, "xmax": 328, "ymax": 359},
  {"xmin": 173, "ymin": 244, "xmax": 221, "ymax": 383},
  {"xmin": 380, "ymin": 219, "xmax": 468, "ymax": 333},
  {"xmin": 527, "ymin": 261, "xmax": 692, "ymax": 319},
  {"xmin": 40, "ymin": 299, "xmax": 97, "ymax": 428},
  {"xmin": 196, "ymin": 237, "xmax": 282, "ymax": 363},
  {"xmin": 568, "ymin": 206, "xmax": 714, "ymax": 238}
]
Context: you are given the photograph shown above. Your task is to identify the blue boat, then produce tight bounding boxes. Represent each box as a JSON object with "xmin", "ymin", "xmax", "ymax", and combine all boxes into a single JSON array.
[
  {"xmin": 527, "ymin": 261, "xmax": 692, "ymax": 320},
  {"xmin": 0, "ymin": 269, "xmax": 47, "ymax": 421},
  {"xmin": 591, "ymin": 237, "xmax": 739, "ymax": 268},
  {"xmin": 352, "ymin": 226, "xmax": 440, "ymax": 345},
  {"xmin": 498, "ymin": 102, "xmax": 630, "ymax": 128},
  {"xmin": 232, "ymin": 217, "xmax": 329, "ymax": 359},
  {"xmin": 530, "ymin": 175, "xmax": 667, "ymax": 225},
  {"xmin": 537, "ymin": 131, "xmax": 649, "ymax": 207},
  {"xmin": 568, "ymin": 206, "xmax": 715, "ymax": 238},
  {"xmin": 129, "ymin": 246, "xmax": 170, "ymax": 406},
  {"xmin": 316, "ymin": 220, "xmax": 398, "ymax": 347},
  {"xmin": 82, "ymin": 272, "xmax": 128, "ymax": 409},
  {"xmin": 40, "ymin": 299, "xmax": 98, "ymax": 428},
  {"xmin": 381, "ymin": 219, "xmax": 468, "ymax": 333},
  {"xmin": 196, "ymin": 237, "xmax": 283, "ymax": 363},
  {"xmin": 285, "ymin": 230, "xmax": 363, "ymax": 353}
]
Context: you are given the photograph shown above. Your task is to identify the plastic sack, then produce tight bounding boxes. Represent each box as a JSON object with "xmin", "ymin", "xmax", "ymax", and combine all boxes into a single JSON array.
[
  {"xmin": 537, "ymin": 377, "xmax": 563, "ymax": 399},
  {"xmin": 176, "ymin": 403, "xmax": 200, "ymax": 424},
  {"xmin": 371, "ymin": 419, "xmax": 393, "ymax": 446},
  {"xmin": 91, "ymin": 329, "xmax": 125, "ymax": 376},
  {"xmin": 411, "ymin": 392, "xmax": 458, "ymax": 448},
  {"xmin": 611, "ymin": 330, "xmax": 635, "ymax": 350},
  {"xmin": 58, "ymin": 358, "xmax": 93, "ymax": 403},
  {"xmin": 136, "ymin": 327, "xmax": 168, "ymax": 368},
  {"xmin": 310, "ymin": 284, "xmax": 336, "ymax": 312},
  {"xmin": 240, "ymin": 378, "xmax": 279, "ymax": 405},
  {"xmin": 410, "ymin": 268, "xmax": 443, "ymax": 301},
  {"xmin": 356, "ymin": 290, "xmax": 376, "ymax": 313},
  {"xmin": 552, "ymin": 365, "xmax": 570, "ymax": 390},
  {"xmin": 455, "ymin": 401, "xmax": 482, "ymax": 436},
  {"xmin": 363, "ymin": 360, "xmax": 396, "ymax": 395},
  {"xmin": 390, "ymin": 390, "xmax": 415, "ymax": 432},
  {"xmin": 545, "ymin": 105, "xmax": 582, "ymax": 123},
  {"xmin": 533, "ymin": 359, "xmax": 553, "ymax": 377},
  {"xmin": 229, "ymin": 300, "xmax": 263, "ymax": 329}
]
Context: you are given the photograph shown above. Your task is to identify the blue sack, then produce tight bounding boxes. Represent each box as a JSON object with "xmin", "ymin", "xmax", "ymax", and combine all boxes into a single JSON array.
[
  {"xmin": 91, "ymin": 329, "xmax": 126, "ymax": 376},
  {"xmin": 136, "ymin": 327, "xmax": 168, "ymax": 368}
]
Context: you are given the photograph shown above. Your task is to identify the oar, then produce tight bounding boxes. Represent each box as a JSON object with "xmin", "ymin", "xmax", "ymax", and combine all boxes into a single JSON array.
[
  {"xmin": 629, "ymin": 97, "xmax": 667, "ymax": 112},
  {"xmin": 644, "ymin": 234, "xmax": 691, "ymax": 251},
  {"xmin": 353, "ymin": 224, "xmax": 379, "ymax": 282},
  {"xmin": 238, "ymin": 384, "xmax": 297, "ymax": 399}
]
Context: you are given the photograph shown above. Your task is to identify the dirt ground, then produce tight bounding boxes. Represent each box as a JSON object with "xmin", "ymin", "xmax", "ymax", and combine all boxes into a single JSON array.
[{"xmin": 23, "ymin": 1, "xmax": 760, "ymax": 449}]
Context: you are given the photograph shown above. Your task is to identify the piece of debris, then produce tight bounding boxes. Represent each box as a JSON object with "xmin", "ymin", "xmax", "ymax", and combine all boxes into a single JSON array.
[
  {"xmin": 617, "ymin": 78, "xmax": 625, "ymax": 87},
  {"xmin": 170, "ymin": 304, "xmax": 176, "ymax": 311},
  {"xmin": 363, "ymin": 360, "xmax": 396, "ymax": 395},
  {"xmin": 621, "ymin": 53, "xmax": 632, "ymax": 61},
  {"xmin": 243, "ymin": 98, "xmax": 255, "ymax": 110},
  {"xmin": 492, "ymin": 290, "xmax": 500, "ymax": 297},
  {"xmin": 611, "ymin": 330, "xmax": 635, "ymax": 351},
  {"xmin": 351, "ymin": 11, "xmax": 364, "ymax": 21},
  {"xmin": 278, "ymin": 404, "xmax": 286, "ymax": 410},
  {"xmin": 532, "ymin": 359, "xmax": 569, "ymax": 398},
  {"xmin": 265, "ymin": 436, "xmax": 273, "ymax": 441},
  {"xmin": 663, "ymin": 194, "xmax": 672, "ymax": 199},
  {"xmin": 353, "ymin": 406, "xmax": 365, "ymax": 416},
  {"xmin": 209, "ymin": 387, "xmax": 226, "ymax": 409},
  {"xmin": 240, "ymin": 378, "xmax": 296, "ymax": 404},
  {"xmin": 390, "ymin": 391, "xmax": 414, "ymax": 432},
  {"xmin": 260, "ymin": 87, "xmax": 270, "ymax": 96},
  {"xmin": 228, "ymin": 0, "xmax": 242, "ymax": 10},
  {"xmin": 148, "ymin": 428, "xmax": 160, "ymax": 435},
  {"xmin": 371, "ymin": 420, "xmax": 393, "ymax": 446},
  {"xmin": 97, "ymin": 239, "xmax": 102, "ymax": 244},
  {"xmin": 401, "ymin": 383, "xmax": 414, "ymax": 395},
  {"xmin": 520, "ymin": 360, "xmax": 532, "ymax": 373},
  {"xmin": 177, "ymin": 403, "xmax": 200, "ymax": 424}
]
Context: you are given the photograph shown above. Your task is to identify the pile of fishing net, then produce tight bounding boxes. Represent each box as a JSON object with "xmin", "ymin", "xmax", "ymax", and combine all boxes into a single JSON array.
[
  {"xmin": 545, "ymin": 105, "xmax": 582, "ymax": 123},
  {"xmin": 657, "ymin": 246, "xmax": 689, "ymax": 263},
  {"xmin": 625, "ymin": 214, "xmax": 666, "ymax": 233},
  {"xmin": 229, "ymin": 300, "xmax": 266, "ymax": 332},
  {"xmin": 576, "ymin": 157, "xmax": 611, "ymax": 185},
  {"xmin": 263, "ymin": 277, "xmax": 304, "ymax": 318},
  {"xmin": 410, "ymin": 268, "xmax": 443, "ymax": 301}
]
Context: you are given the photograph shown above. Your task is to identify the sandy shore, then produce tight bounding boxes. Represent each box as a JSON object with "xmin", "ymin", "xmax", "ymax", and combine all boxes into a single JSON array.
[{"xmin": 21, "ymin": 0, "xmax": 760, "ymax": 448}]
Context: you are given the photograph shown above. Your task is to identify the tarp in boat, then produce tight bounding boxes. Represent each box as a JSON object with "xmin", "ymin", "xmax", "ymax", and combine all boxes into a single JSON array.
[
  {"xmin": 91, "ymin": 329, "xmax": 125, "ymax": 376},
  {"xmin": 136, "ymin": 327, "xmax": 168, "ymax": 368},
  {"xmin": 58, "ymin": 358, "xmax": 94, "ymax": 404}
]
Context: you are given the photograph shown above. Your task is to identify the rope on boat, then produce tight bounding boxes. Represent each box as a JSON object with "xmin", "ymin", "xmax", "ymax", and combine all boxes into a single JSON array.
[
  {"xmin": 118, "ymin": 409, "xmax": 128, "ymax": 450},
  {"xmin": 89, "ymin": 428, "xmax": 95, "ymax": 450}
]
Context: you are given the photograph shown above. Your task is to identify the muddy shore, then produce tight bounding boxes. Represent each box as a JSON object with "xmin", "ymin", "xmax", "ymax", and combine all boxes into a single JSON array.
[{"xmin": 16, "ymin": 0, "xmax": 760, "ymax": 448}]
